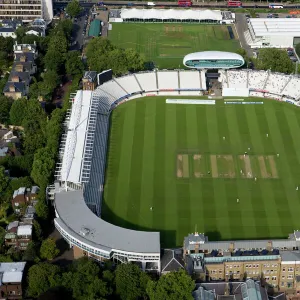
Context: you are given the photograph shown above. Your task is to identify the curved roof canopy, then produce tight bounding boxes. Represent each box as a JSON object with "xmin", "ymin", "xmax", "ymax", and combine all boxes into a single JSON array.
[{"xmin": 120, "ymin": 8, "xmax": 222, "ymax": 21}]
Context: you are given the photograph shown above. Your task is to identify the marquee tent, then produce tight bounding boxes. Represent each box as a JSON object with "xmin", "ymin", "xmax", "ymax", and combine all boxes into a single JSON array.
[{"xmin": 120, "ymin": 8, "xmax": 223, "ymax": 22}]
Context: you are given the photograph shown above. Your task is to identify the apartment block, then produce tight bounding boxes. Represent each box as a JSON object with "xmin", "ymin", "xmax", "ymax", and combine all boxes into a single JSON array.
[{"xmin": 0, "ymin": 0, "xmax": 53, "ymax": 23}]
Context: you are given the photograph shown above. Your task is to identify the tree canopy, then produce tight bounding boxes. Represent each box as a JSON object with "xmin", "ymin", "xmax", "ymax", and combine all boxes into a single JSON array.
[
  {"xmin": 146, "ymin": 269, "xmax": 194, "ymax": 300},
  {"xmin": 0, "ymin": 96, "xmax": 13, "ymax": 124},
  {"xmin": 115, "ymin": 263, "xmax": 150, "ymax": 300},
  {"xmin": 256, "ymin": 48, "xmax": 294, "ymax": 74},
  {"xmin": 66, "ymin": 0, "xmax": 81, "ymax": 18},
  {"xmin": 27, "ymin": 263, "xmax": 61, "ymax": 298},
  {"xmin": 40, "ymin": 238, "xmax": 59, "ymax": 260},
  {"xmin": 86, "ymin": 37, "xmax": 145, "ymax": 75},
  {"xmin": 9, "ymin": 97, "xmax": 27, "ymax": 125},
  {"xmin": 65, "ymin": 51, "xmax": 84, "ymax": 77}
]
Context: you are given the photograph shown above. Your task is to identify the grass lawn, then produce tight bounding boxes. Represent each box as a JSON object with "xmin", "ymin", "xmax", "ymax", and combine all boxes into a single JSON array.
[
  {"xmin": 102, "ymin": 97, "xmax": 300, "ymax": 248},
  {"xmin": 108, "ymin": 23, "xmax": 240, "ymax": 69}
]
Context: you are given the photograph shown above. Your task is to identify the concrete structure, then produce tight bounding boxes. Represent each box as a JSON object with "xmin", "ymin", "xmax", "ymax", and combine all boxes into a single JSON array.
[
  {"xmin": 0, "ymin": 262, "xmax": 26, "ymax": 299},
  {"xmin": 245, "ymin": 18, "xmax": 300, "ymax": 48},
  {"xmin": 0, "ymin": 0, "xmax": 53, "ymax": 23},
  {"xmin": 183, "ymin": 51, "xmax": 245, "ymax": 69}
]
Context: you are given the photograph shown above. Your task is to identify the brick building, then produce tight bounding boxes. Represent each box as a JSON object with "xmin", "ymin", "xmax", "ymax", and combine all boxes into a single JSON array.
[
  {"xmin": 5, "ymin": 222, "xmax": 32, "ymax": 251},
  {"xmin": 0, "ymin": 262, "xmax": 26, "ymax": 300},
  {"xmin": 11, "ymin": 186, "xmax": 39, "ymax": 214}
]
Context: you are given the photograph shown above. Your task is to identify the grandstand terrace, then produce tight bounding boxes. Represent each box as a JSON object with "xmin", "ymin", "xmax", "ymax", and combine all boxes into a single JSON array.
[{"xmin": 53, "ymin": 69, "xmax": 300, "ymax": 272}]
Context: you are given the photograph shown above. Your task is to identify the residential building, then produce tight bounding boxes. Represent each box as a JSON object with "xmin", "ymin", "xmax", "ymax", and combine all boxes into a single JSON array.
[
  {"xmin": 82, "ymin": 71, "xmax": 98, "ymax": 91},
  {"xmin": 5, "ymin": 222, "xmax": 32, "ymax": 250},
  {"xmin": 0, "ymin": 27, "xmax": 16, "ymax": 39},
  {"xmin": 3, "ymin": 42, "xmax": 37, "ymax": 99},
  {"xmin": 0, "ymin": 262, "xmax": 26, "ymax": 300},
  {"xmin": 11, "ymin": 186, "xmax": 39, "ymax": 214},
  {"xmin": 0, "ymin": 0, "xmax": 53, "ymax": 23},
  {"xmin": 17, "ymin": 224, "xmax": 32, "ymax": 250}
]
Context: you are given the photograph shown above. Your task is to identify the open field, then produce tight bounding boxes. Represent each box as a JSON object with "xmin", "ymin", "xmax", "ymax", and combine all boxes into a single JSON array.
[
  {"xmin": 102, "ymin": 97, "xmax": 300, "ymax": 247},
  {"xmin": 108, "ymin": 23, "xmax": 240, "ymax": 69}
]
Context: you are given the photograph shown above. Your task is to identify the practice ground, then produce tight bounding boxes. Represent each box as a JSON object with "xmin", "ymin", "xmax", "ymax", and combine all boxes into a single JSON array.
[
  {"xmin": 108, "ymin": 23, "xmax": 240, "ymax": 69},
  {"xmin": 102, "ymin": 97, "xmax": 300, "ymax": 247}
]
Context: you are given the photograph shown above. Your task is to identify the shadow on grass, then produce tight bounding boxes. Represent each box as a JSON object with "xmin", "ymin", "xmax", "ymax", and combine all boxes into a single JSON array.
[{"xmin": 101, "ymin": 200, "xmax": 176, "ymax": 249}]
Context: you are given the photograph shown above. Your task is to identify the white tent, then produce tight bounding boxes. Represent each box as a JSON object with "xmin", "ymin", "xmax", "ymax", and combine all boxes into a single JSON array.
[{"xmin": 120, "ymin": 8, "xmax": 223, "ymax": 21}]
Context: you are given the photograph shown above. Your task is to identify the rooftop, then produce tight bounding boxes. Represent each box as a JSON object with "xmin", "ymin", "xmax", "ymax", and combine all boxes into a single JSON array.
[
  {"xmin": 249, "ymin": 18, "xmax": 300, "ymax": 37},
  {"xmin": 17, "ymin": 224, "xmax": 32, "ymax": 236},
  {"xmin": 12, "ymin": 187, "xmax": 26, "ymax": 199},
  {"xmin": 55, "ymin": 190, "xmax": 160, "ymax": 254},
  {"xmin": 0, "ymin": 262, "xmax": 26, "ymax": 284}
]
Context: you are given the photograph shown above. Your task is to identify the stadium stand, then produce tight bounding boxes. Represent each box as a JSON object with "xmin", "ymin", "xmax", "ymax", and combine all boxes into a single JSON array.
[
  {"xmin": 114, "ymin": 75, "xmax": 142, "ymax": 95},
  {"xmin": 227, "ymin": 70, "xmax": 248, "ymax": 88},
  {"xmin": 54, "ymin": 69, "xmax": 300, "ymax": 274},
  {"xmin": 264, "ymin": 73, "xmax": 291, "ymax": 95},
  {"xmin": 135, "ymin": 72, "xmax": 158, "ymax": 92},
  {"xmin": 248, "ymin": 70, "xmax": 268, "ymax": 90}
]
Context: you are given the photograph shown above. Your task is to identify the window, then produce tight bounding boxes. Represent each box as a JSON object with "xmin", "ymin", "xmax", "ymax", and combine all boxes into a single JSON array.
[
  {"xmin": 288, "ymin": 275, "xmax": 293, "ymax": 279},
  {"xmin": 282, "ymin": 268, "xmax": 286, "ymax": 272},
  {"xmin": 281, "ymin": 282, "xmax": 285, "ymax": 287},
  {"xmin": 265, "ymin": 277, "xmax": 270, "ymax": 280},
  {"xmin": 219, "ymin": 270, "xmax": 222, "ymax": 274},
  {"xmin": 288, "ymin": 267, "xmax": 294, "ymax": 272},
  {"xmin": 245, "ymin": 265, "xmax": 248, "ymax": 268},
  {"xmin": 282, "ymin": 276, "xmax": 285, "ymax": 279},
  {"xmin": 272, "ymin": 276, "xmax": 277, "ymax": 280},
  {"xmin": 248, "ymin": 264, "xmax": 252, "ymax": 268}
]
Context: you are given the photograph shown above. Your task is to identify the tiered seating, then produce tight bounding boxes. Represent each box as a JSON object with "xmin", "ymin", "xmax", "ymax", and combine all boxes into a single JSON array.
[
  {"xmin": 100, "ymin": 80, "xmax": 127, "ymax": 100},
  {"xmin": 227, "ymin": 70, "xmax": 248, "ymax": 88},
  {"xmin": 135, "ymin": 72, "xmax": 157, "ymax": 91},
  {"xmin": 114, "ymin": 75, "xmax": 142, "ymax": 94},
  {"xmin": 248, "ymin": 71, "xmax": 268, "ymax": 89},
  {"xmin": 282, "ymin": 77, "xmax": 300, "ymax": 99},
  {"xmin": 93, "ymin": 90, "xmax": 115, "ymax": 112},
  {"xmin": 264, "ymin": 73, "xmax": 290, "ymax": 95}
]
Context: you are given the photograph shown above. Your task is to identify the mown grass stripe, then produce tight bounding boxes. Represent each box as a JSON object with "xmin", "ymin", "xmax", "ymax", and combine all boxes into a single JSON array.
[{"xmin": 246, "ymin": 104, "xmax": 282, "ymax": 238}]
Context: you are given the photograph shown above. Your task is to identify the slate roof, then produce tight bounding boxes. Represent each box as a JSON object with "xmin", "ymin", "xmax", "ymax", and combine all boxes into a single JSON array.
[
  {"xmin": 161, "ymin": 249, "xmax": 184, "ymax": 273},
  {"xmin": 83, "ymin": 71, "xmax": 97, "ymax": 82},
  {"xmin": 3, "ymin": 82, "xmax": 26, "ymax": 94},
  {"xmin": 15, "ymin": 52, "xmax": 35, "ymax": 62},
  {"xmin": 0, "ymin": 28, "xmax": 15, "ymax": 33}
]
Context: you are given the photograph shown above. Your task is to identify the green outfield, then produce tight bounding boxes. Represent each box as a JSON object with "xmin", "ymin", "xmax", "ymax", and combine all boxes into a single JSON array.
[
  {"xmin": 102, "ymin": 97, "xmax": 300, "ymax": 247},
  {"xmin": 108, "ymin": 23, "xmax": 240, "ymax": 69}
]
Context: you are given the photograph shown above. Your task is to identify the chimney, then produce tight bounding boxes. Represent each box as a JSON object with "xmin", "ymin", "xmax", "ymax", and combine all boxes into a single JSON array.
[
  {"xmin": 11, "ymin": 76, "xmax": 19, "ymax": 82},
  {"xmin": 9, "ymin": 85, "xmax": 15, "ymax": 92},
  {"xmin": 20, "ymin": 55, "xmax": 26, "ymax": 62}
]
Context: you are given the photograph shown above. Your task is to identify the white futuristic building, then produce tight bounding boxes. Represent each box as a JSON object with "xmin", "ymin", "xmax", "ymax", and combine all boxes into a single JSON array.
[
  {"xmin": 183, "ymin": 51, "xmax": 245, "ymax": 69},
  {"xmin": 245, "ymin": 18, "xmax": 300, "ymax": 48}
]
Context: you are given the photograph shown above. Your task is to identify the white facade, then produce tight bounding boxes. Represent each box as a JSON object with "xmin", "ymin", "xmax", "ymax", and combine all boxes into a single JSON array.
[
  {"xmin": 0, "ymin": 0, "xmax": 53, "ymax": 23},
  {"xmin": 246, "ymin": 18, "xmax": 300, "ymax": 48}
]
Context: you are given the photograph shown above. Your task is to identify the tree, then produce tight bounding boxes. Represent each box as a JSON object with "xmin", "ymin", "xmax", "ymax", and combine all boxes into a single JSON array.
[
  {"xmin": 256, "ymin": 48, "xmax": 294, "ymax": 74},
  {"xmin": 40, "ymin": 238, "xmax": 59, "ymax": 260},
  {"xmin": 46, "ymin": 109, "xmax": 64, "ymax": 155},
  {"xmin": 66, "ymin": 0, "xmax": 81, "ymax": 18},
  {"xmin": 22, "ymin": 241, "xmax": 39, "ymax": 262},
  {"xmin": 43, "ymin": 70, "xmax": 60, "ymax": 91},
  {"xmin": 0, "ymin": 96, "xmax": 13, "ymax": 124},
  {"xmin": 31, "ymin": 147, "xmax": 55, "ymax": 188},
  {"xmin": 27, "ymin": 263, "xmax": 61, "ymax": 298},
  {"xmin": 0, "ymin": 166, "xmax": 9, "ymax": 195},
  {"xmin": 62, "ymin": 258, "xmax": 111, "ymax": 300},
  {"xmin": 44, "ymin": 49, "xmax": 66, "ymax": 72},
  {"xmin": 9, "ymin": 97, "xmax": 27, "ymax": 125},
  {"xmin": 146, "ymin": 269, "xmax": 194, "ymax": 300},
  {"xmin": 54, "ymin": 19, "xmax": 73, "ymax": 40},
  {"xmin": 33, "ymin": 219, "xmax": 43, "ymax": 242},
  {"xmin": 9, "ymin": 176, "xmax": 32, "ymax": 191},
  {"xmin": 115, "ymin": 263, "xmax": 150, "ymax": 300},
  {"xmin": 65, "ymin": 51, "xmax": 84, "ymax": 76},
  {"xmin": 124, "ymin": 48, "xmax": 145, "ymax": 73},
  {"xmin": 35, "ymin": 198, "xmax": 49, "ymax": 220},
  {"xmin": 15, "ymin": 26, "xmax": 27, "ymax": 43}
]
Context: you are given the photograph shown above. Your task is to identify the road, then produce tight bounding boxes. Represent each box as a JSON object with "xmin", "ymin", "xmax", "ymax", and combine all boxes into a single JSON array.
[
  {"xmin": 69, "ymin": 9, "xmax": 90, "ymax": 51},
  {"xmin": 54, "ymin": 1, "xmax": 300, "ymax": 9}
]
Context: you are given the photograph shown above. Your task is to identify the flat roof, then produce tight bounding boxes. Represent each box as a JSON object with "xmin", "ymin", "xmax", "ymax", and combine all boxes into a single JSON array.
[
  {"xmin": 249, "ymin": 18, "xmax": 300, "ymax": 36},
  {"xmin": 55, "ymin": 190, "xmax": 160, "ymax": 254},
  {"xmin": 61, "ymin": 91, "xmax": 93, "ymax": 183},
  {"xmin": 0, "ymin": 262, "xmax": 26, "ymax": 284}
]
